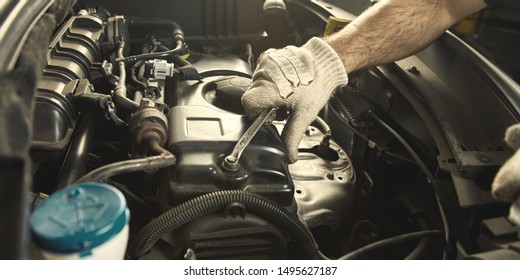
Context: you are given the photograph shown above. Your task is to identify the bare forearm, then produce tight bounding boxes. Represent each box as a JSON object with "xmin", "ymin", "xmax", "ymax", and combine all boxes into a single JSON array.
[{"xmin": 325, "ymin": 0, "xmax": 487, "ymax": 73}]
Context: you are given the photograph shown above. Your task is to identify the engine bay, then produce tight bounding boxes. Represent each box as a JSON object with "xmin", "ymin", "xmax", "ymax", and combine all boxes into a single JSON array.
[{"xmin": 6, "ymin": 0, "xmax": 518, "ymax": 260}]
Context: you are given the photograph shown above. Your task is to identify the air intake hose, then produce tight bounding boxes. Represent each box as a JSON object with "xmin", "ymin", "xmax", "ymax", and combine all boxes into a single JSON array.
[{"xmin": 263, "ymin": 0, "xmax": 289, "ymax": 48}]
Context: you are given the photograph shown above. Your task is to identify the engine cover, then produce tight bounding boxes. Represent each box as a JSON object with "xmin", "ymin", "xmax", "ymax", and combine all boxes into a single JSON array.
[{"xmin": 161, "ymin": 76, "xmax": 295, "ymax": 208}]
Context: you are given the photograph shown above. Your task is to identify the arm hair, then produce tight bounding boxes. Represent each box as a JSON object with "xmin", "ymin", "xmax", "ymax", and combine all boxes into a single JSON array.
[{"xmin": 324, "ymin": 0, "xmax": 487, "ymax": 73}]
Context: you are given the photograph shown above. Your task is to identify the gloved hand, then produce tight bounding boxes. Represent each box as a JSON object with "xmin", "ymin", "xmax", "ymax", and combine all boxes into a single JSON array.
[
  {"xmin": 241, "ymin": 37, "xmax": 348, "ymax": 163},
  {"xmin": 492, "ymin": 123, "xmax": 520, "ymax": 226}
]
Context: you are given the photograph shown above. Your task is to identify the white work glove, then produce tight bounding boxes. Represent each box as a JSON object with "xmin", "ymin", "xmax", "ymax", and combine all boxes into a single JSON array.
[
  {"xmin": 492, "ymin": 123, "xmax": 520, "ymax": 226},
  {"xmin": 241, "ymin": 37, "xmax": 348, "ymax": 163}
]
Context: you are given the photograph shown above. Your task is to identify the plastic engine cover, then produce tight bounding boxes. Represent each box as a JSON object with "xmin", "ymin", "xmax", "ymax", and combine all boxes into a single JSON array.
[{"xmin": 162, "ymin": 77, "xmax": 294, "ymax": 208}]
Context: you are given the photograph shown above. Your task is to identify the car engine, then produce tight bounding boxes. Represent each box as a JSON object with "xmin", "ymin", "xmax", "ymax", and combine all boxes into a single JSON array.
[
  {"xmin": 27, "ymin": 2, "xmax": 359, "ymax": 260},
  {"xmin": 4, "ymin": 0, "xmax": 517, "ymax": 260}
]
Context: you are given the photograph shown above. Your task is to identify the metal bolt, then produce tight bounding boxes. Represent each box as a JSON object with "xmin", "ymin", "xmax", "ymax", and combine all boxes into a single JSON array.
[
  {"xmin": 406, "ymin": 66, "xmax": 420, "ymax": 75},
  {"xmin": 222, "ymin": 156, "xmax": 240, "ymax": 172}
]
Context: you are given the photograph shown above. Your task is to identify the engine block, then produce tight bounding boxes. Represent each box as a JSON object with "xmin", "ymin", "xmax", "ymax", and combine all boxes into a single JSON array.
[{"xmin": 162, "ymin": 75, "xmax": 295, "ymax": 208}]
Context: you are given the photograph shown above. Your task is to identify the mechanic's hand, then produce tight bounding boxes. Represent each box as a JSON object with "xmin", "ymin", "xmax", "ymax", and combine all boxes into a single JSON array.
[
  {"xmin": 241, "ymin": 37, "xmax": 348, "ymax": 163},
  {"xmin": 492, "ymin": 123, "xmax": 520, "ymax": 225}
]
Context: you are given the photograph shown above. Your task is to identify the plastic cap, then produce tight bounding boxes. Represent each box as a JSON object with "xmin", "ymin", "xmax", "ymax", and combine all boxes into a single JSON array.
[{"xmin": 30, "ymin": 182, "xmax": 129, "ymax": 254}]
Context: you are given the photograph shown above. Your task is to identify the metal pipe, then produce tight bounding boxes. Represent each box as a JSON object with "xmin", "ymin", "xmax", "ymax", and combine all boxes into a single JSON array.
[{"xmin": 75, "ymin": 154, "xmax": 176, "ymax": 183}]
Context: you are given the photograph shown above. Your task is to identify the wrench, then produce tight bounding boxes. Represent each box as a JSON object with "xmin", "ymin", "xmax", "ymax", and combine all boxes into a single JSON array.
[{"xmin": 222, "ymin": 107, "xmax": 277, "ymax": 171}]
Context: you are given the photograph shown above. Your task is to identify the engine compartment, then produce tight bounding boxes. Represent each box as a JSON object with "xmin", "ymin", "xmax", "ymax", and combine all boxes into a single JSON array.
[{"xmin": 15, "ymin": 0, "xmax": 520, "ymax": 260}]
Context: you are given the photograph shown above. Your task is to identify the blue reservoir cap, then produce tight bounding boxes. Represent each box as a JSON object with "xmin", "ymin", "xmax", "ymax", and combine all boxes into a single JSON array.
[{"xmin": 30, "ymin": 182, "xmax": 130, "ymax": 254}]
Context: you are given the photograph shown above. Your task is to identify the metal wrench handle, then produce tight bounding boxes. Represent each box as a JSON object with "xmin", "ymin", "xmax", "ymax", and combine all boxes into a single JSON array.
[{"xmin": 223, "ymin": 107, "xmax": 277, "ymax": 171}]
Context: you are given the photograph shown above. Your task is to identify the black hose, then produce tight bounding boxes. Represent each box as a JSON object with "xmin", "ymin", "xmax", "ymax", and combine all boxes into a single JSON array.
[
  {"xmin": 117, "ymin": 43, "xmax": 126, "ymax": 83},
  {"xmin": 368, "ymin": 110, "xmax": 450, "ymax": 259},
  {"xmin": 330, "ymin": 98, "xmax": 418, "ymax": 165},
  {"xmin": 123, "ymin": 41, "xmax": 187, "ymax": 65},
  {"xmin": 344, "ymin": 220, "xmax": 380, "ymax": 253},
  {"xmin": 113, "ymin": 42, "xmax": 140, "ymax": 112},
  {"xmin": 130, "ymin": 60, "xmax": 147, "ymax": 90},
  {"xmin": 75, "ymin": 154, "xmax": 176, "ymax": 183},
  {"xmin": 128, "ymin": 190, "xmax": 320, "ymax": 259},
  {"xmin": 171, "ymin": 54, "xmax": 191, "ymax": 67},
  {"xmin": 338, "ymin": 230, "xmax": 443, "ymax": 260},
  {"xmin": 55, "ymin": 112, "xmax": 96, "ymax": 190},
  {"xmin": 405, "ymin": 217, "xmax": 431, "ymax": 260},
  {"xmin": 263, "ymin": 0, "xmax": 289, "ymax": 48},
  {"xmin": 391, "ymin": 197, "xmax": 432, "ymax": 260},
  {"xmin": 107, "ymin": 103, "xmax": 128, "ymax": 126},
  {"xmin": 157, "ymin": 45, "xmax": 192, "ymax": 68},
  {"xmin": 124, "ymin": 17, "xmax": 188, "ymax": 64}
]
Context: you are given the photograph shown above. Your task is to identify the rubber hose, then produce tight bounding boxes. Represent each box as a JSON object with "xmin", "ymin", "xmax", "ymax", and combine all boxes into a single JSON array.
[
  {"xmin": 157, "ymin": 46, "xmax": 192, "ymax": 67},
  {"xmin": 130, "ymin": 60, "xmax": 147, "ymax": 90},
  {"xmin": 391, "ymin": 197, "xmax": 432, "ymax": 260},
  {"xmin": 56, "ymin": 112, "xmax": 96, "ymax": 189},
  {"xmin": 405, "ymin": 217, "xmax": 431, "ymax": 260},
  {"xmin": 171, "ymin": 54, "xmax": 191, "ymax": 67},
  {"xmin": 123, "ymin": 41, "xmax": 186, "ymax": 65},
  {"xmin": 114, "ymin": 42, "xmax": 140, "ymax": 112},
  {"xmin": 263, "ymin": 0, "xmax": 289, "ymax": 48},
  {"xmin": 124, "ymin": 17, "xmax": 187, "ymax": 65},
  {"xmin": 128, "ymin": 190, "xmax": 319, "ymax": 259},
  {"xmin": 338, "ymin": 230, "xmax": 443, "ymax": 260},
  {"xmin": 369, "ymin": 110, "xmax": 450, "ymax": 259}
]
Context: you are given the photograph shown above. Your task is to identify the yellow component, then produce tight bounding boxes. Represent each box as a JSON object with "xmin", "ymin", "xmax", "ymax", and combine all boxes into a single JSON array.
[
  {"xmin": 324, "ymin": 16, "xmax": 352, "ymax": 37},
  {"xmin": 181, "ymin": 53, "xmax": 190, "ymax": 59},
  {"xmin": 453, "ymin": 12, "xmax": 482, "ymax": 35}
]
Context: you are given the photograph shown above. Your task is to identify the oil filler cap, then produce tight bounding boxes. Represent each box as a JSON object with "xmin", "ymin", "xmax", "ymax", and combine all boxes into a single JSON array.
[
  {"xmin": 30, "ymin": 182, "xmax": 129, "ymax": 258},
  {"xmin": 205, "ymin": 76, "xmax": 251, "ymax": 115}
]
